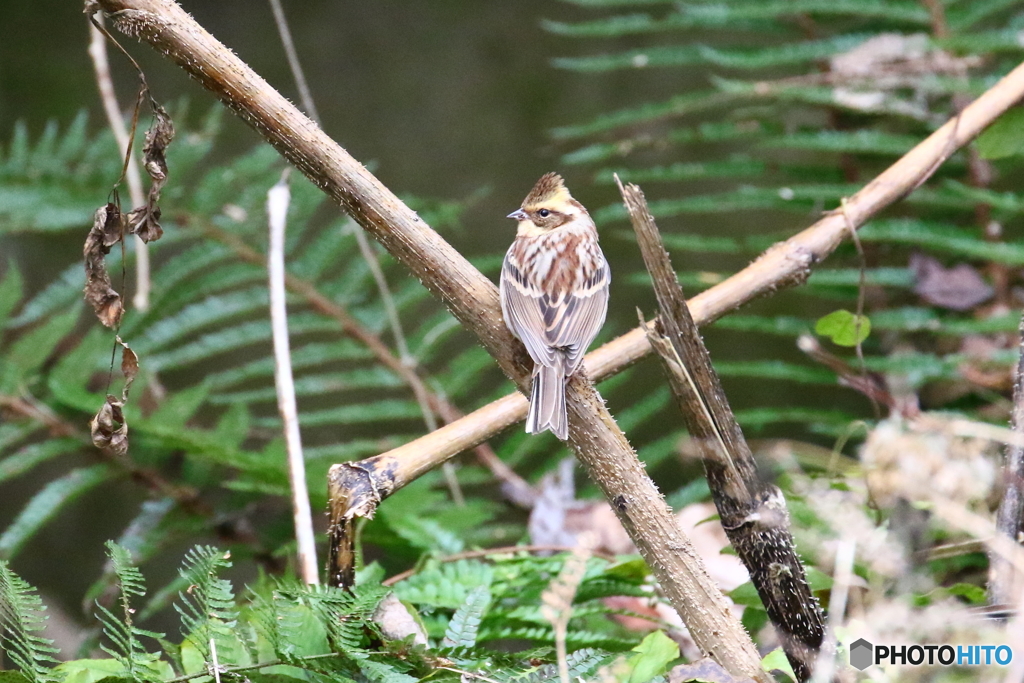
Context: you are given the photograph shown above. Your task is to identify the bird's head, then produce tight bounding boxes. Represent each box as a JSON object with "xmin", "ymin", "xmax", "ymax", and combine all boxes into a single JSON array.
[{"xmin": 507, "ymin": 172, "xmax": 589, "ymax": 236}]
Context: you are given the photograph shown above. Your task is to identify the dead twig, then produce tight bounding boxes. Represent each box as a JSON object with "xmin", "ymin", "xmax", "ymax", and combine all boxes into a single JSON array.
[
  {"xmin": 87, "ymin": 13, "xmax": 151, "ymax": 311},
  {"xmin": 267, "ymin": 175, "xmax": 318, "ymax": 584},
  {"xmin": 620, "ymin": 178, "xmax": 826, "ymax": 683}
]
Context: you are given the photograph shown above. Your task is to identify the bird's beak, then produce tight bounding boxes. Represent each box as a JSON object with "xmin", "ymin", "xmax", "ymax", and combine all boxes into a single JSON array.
[{"xmin": 507, "ymin": 209, "xmax": 528, "ymax": 221}]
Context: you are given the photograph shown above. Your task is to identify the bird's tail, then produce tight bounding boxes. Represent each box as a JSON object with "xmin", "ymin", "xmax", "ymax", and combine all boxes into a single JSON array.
[{"xmin": 526, "ymin": 363, "xmax": 568, "ymax": 440}]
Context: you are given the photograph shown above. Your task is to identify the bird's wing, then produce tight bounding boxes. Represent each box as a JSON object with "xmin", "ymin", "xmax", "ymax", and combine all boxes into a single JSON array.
[
  {"xmin": 501, "ymin": 252, "xmax": 559, "ymax": 368},
  {"xmin": 550, "ymin": 254, "xmax": 610, "ymax": 374}
]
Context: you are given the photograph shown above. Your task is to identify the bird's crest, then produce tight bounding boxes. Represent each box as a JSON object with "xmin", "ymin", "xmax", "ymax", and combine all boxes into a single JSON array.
[{"xmin": 523, "ymin": 172, "xmax": 572, "ymax": 209}]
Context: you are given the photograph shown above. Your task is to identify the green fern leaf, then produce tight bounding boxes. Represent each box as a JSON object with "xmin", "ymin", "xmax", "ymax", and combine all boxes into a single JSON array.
[
  {"xmin": 173, "ymin": 546, "xmax": 238, "ymax": 661},
  {"xmin": 442, "ymin": 585, "xmax": 491, "ymax": 649},
  {"xmin": 0, "ymin": 561, "xmax": 61, "ymax": 683}
]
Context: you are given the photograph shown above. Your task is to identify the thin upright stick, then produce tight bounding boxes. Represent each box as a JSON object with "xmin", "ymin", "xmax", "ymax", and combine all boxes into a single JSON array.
[
  {"xmin": 266, "ymin": 0, "xmax": 464, "ymax": 505},
  {"xmin": 87, "ymin": 15, "xmax": 151, "ymax": 311},
  {"xmin": 267, "ymin": 0, "xmax": 319, "ymax": 125},
  {"xmin": 268, "ymin": 176, "xmax": 318, "ymax": 584}
]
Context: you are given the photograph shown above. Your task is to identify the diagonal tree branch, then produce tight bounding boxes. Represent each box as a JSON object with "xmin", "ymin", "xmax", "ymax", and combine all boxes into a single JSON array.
[{"xmin": 93, "ymin": 1, "xmax": 767, "ymax": 678}]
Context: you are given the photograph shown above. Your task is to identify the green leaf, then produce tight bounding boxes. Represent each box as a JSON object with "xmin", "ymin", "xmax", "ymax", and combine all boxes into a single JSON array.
[
  {"xmin": 815, "ymin": 310, "xmax": 871, "ymax": 346},
  {"xmin": 805, "ymin": 567, "xmax": 834, "ymax": 592},
  {"xmin": 627, "ymin": 630, "xmax": 679, "ymax": 683},
  {"xmin": 761, "ymin": 647, "xmax": 796, "ymax": 681},
  {"xmin": 0, "ymin": 672, "xmax": 33, "ymax": 683},
  {"xmin": 443, "ymin": 585, "xmax": 491, "ymax": 649},
  {"xmin": 0, "ymin": 561, "xmax": 62, "ymax": 682},
  {"xmin": 728, "ymin": 581, "xmax": 763, "ymax": 608},
  {"xmin": 976, "ymin": 107, "xmax": 1024, "ymax": 159},
  {"xmin": 665, "ymin": 478, "xmax": 711, "ymax": 510},
  {"xmin": 54, "ymin": 660, "xmax": 126, "ymax": 683},
  {"xmin": 946, "ymin": 582, "xmax": 987, "ymax": 605}
]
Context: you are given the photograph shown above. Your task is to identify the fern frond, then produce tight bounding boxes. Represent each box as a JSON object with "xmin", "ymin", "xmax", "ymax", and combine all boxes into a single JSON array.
[
  {"xmin": 173, "ymin": 546, "xmax": 238, "ymax": 661},
  {"xmin": 442, "ymin": 585, "xmax": 491, "ymax": 650},
  {"xmin": 0, "ymin": 561, "xmax": 61, "ymax": 683}
]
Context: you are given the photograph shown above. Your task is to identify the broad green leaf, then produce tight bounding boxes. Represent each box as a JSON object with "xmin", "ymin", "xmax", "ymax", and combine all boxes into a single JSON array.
[
  {"xmin": 627, "ymin": 630, "xmax": 679, "ymax": 683},
  {"xmin": 54, "ymin": 659, "xmax": 126, "ymax": 683},
  {"xmin": 0, "ymin": 672, "xmax": 32, "ymax": 683},
  {"xmin": 946, "ymin": 582, "xmax": 987, "ymax": 605},
  {"xmin": 815, "ymin": 310, "xmax": 871, "ymax": 346},
  {"xmin": 805, "ymin": 566, "xmax": 834, "ymax": 592},
  {"xmin": 665, "ymin": 478, "xmax": 712, "ymax": 511},
  {"xmin": 976, "ymin": 107, "xmax": 1024, "ymax": 159}
]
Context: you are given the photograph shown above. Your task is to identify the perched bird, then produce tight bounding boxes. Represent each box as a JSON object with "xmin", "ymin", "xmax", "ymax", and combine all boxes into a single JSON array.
[{"xmin": 500, "ymin": 173, "xmax": 610, "ymax": 440}]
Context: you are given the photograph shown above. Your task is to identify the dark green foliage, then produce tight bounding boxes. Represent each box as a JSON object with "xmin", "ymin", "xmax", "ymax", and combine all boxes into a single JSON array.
[{"xmin": 0, "ymin": 546, "xmax": 663, "ymax": 683}]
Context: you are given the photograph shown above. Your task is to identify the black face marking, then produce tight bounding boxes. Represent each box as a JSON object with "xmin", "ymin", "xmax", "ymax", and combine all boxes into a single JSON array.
[{"xmin": 613, "ymin": 495, "xmax": 627, "ymax": 512}]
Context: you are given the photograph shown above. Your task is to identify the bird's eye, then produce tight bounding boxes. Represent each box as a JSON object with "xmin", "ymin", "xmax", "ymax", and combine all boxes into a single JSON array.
[{"xmin": 538, "ymin": 209, "xmax": 551, "ymax": 217}]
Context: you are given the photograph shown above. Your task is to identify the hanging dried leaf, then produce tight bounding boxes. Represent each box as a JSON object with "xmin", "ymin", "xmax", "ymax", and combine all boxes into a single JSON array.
[
  {"xmin": 83, "ymin": 203, "xmax": 125, "ymax": 328},
  {"xmin": 142, "ymin": 103, "xmax": 174, "ymax": 183},
  {"xmin": 90, "ymin": 337, "xmax": 140, "ymax": 456},
  {"xmin": 127, "ymin": 204, "xmax": 163, "ymax": 243},
  {"xmin": 128, "ymin": 103, "xmax": 175, "ymax": 243},
  {"xmin": 910, "ymin": 252, "xmax": 993, "ymax": 311},
  {"xmin": 91, "ymin": 395, "xmax": 128, "ymax": 456},
  {"xmin": 117, "ymin": 335, "xmax": 139, "ymax": 400}
]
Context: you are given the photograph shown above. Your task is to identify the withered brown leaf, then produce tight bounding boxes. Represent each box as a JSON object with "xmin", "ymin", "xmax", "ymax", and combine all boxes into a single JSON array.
[
  {"xmin": 129, "ymin": 104, "xmax": 175, "ymax": 244},
  {"xmin": 84, "ymin": 203, "xmax": 125, "ymax": 328},
  {"xmin": 90, "ymin": 337, "xmax": 140, "ymax": 455},
  {"xmin": 91, "ymin": 395, "xmax": 128, "ymax": 456}
]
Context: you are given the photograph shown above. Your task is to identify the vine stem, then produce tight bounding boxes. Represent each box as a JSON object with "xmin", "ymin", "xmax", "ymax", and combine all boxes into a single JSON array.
[{"xmin": 86, "ymin": 14, "xmax": 151, "ymax": 311}]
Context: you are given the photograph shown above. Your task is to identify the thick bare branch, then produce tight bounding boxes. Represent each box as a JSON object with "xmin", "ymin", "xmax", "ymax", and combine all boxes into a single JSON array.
[
  {"xmin": 96, "ymin": 1, "xmax": 766, "ymax": 677},
  {"xmin": 620, "ymin": 179, "xmax": 825, "ymax": 682}
]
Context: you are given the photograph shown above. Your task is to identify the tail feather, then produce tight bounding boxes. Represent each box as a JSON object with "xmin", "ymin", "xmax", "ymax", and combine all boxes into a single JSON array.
[{"xmin": 526, "ymin": 364, "xmax": 568, "ymax": 440}]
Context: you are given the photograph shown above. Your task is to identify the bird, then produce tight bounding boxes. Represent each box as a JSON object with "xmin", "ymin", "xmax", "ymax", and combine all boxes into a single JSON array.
[{"xmin": 500, "ymin": 172, "xmax": 610, "ymax": 440}]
